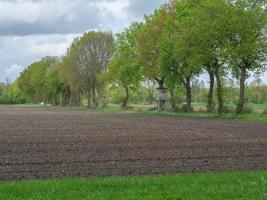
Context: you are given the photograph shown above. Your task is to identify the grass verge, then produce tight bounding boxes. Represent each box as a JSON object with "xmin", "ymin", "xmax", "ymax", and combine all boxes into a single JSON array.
[
  {"xmin": 0, "ymin": 171, "xmax": 267, "ymax": 200},
  {"xmin": 144, "ymin": 111, "xmax": 267, "ymax": 122},
  {"xmin": 79, "ymin": 106, "xmax": 267, "ymax": 122},
  {"xmin": 16, "ymin": 104, "xmax": 267, "ymax": 122}
]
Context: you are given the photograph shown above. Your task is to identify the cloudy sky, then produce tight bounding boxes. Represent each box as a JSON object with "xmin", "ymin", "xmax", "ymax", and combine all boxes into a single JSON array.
[
  {"xmin": 0, "ymin": 0, "xmax": 266, "ymax": 83},
  {"xmin": 0, "ymin": 0, "xmax": 168, "ymax": 82}
]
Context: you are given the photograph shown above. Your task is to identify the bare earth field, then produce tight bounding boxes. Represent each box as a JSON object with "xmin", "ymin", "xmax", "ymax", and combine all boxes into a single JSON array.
[{"xmin": 0, "ymin": 105, "xmax": 267, "ymax": 181}]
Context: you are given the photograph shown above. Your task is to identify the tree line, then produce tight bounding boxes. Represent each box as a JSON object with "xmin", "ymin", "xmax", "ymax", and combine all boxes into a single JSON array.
[{"xmin": 1, "ymin": 0, "xmax": 266, "ymax": 113}]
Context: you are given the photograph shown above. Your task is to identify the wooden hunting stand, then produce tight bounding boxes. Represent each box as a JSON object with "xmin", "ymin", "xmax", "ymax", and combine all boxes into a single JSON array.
[{"xmin": 157, "ymin": 87, "xmax": 167, "ymax": 112}]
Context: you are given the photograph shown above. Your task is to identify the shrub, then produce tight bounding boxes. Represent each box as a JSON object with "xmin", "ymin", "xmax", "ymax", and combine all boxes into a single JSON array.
[
  {"xmin": 236, "ymin": 106, "xmax": 253, "ymax": 114},
  {"xmin": 262, "ymin": 109, "xmax": 267, "ymax": 114}
]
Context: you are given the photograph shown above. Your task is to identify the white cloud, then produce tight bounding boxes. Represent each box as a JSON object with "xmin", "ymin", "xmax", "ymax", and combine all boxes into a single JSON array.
[{"xmin": 0, "ymin": 34, "xmax": 79, "ymax": 81}]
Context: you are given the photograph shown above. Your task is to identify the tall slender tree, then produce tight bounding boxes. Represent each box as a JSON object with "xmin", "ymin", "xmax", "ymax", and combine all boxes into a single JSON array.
[
  {"xmin": 77, "ymin": 32, "xmax": 114, "ymax": 108},
  {"xmin": 227, "ymin": 0, "xmax": 267, "ymax": 113},
  {"xmin": 108, "ymin": 23, "xmax": 142, "ymax": 108},
  {"xmin": 173, "ymin": 0, "xmax": 234, "ymax": 113}
]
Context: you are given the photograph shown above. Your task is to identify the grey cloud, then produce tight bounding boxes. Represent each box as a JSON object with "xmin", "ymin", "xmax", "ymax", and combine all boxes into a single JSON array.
[
  {"xmin": 0, "ymin": 0, "xmax": 105, "ymax": 36},
  {"xmin": 0, "ymin": 0, "xmax": 169, "ymax": 36}
]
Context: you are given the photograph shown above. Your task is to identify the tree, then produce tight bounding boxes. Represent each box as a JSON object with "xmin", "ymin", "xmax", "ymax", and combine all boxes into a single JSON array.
[
  {"xmin": 159, "ymin": 0, "xmax": 204, "ymax": 112},
  {"xmin": 76, "ymin": 31, "xmax": 114, "ymax": 108},
  {"xmin": 192, "ymin": 0, "xmax": 232, "ymax": 113},
  {"xmin": 0, "ymin": 81, "xmax": 25, "ymax": 104},
  {"xmin": 108, "ymin": 23, "xmax": 142, "ymax": 108},
  {"xmin": 227, "ymin": 0, "xmax": 267, "ymax": 113},
  {"xmin": 137, "ymin": 4, "xmax": 172, "ymax": 110},
  {"xmin": 174, "ymin": 0, "xmax": 234, "ymax": 113},
  {"xmin": 0, "ymin": 82, "xmax": 6, "ymax": 97},
  {"xmin": 59, "ymin": 38, "xmax": 82, "ymax": 106},
  {"xmin": 59, "ymin": 32, "xmax": 114, "ymax": 108},
  {"xmin": 17, "ymin": 57, "xmax": 57, "ymax": 104},
  {"xmin": 46, "ymin": 62, "xmax": 63, "ymax": 105}
]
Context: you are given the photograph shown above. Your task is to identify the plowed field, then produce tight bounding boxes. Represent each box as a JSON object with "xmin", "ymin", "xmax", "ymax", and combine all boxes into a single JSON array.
[{"xmin": 0, "ymin": 106, "xmax": 266, "ymax": 181}]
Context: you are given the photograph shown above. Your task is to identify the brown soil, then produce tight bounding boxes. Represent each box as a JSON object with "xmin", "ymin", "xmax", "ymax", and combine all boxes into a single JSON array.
[{"xmin": 0, "ymin": 105, "xmax": 266, "ymax": 181}]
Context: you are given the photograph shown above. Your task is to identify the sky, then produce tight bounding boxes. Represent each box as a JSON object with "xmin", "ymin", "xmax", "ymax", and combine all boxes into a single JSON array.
[
  {"xmin": 0, "ymin": 0, "xmax": 266, "ymax": 84},
  {"xmin": 0, "ymin": 0, "xmax": 168, "ymax": 82}
]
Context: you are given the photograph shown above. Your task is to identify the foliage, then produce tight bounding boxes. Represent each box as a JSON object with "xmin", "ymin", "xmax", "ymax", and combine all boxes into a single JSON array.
[
  {"xmin": 227, "ymin": 0, "xmax": 267, "ymax": 112},
  {"xmin": 0, "ymin": 81, "xmax": 25, "ymax": 104},
  {"xmin": 59, "ymin": 31, "xmax": 114, "ymax": 107},
  {"xmin": 16, "ymin": 57, "xmax": 57, "ymax": 104},
  {"xmin": 137, "ymin": 4, "xmax": 171, "ymax": 86},
  {"xmin": 107, "ymin": 23, "xmax": 142, "ymax": 108}
]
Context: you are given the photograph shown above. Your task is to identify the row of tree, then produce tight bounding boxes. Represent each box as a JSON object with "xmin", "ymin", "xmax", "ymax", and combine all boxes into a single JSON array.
[
  {"xmin": 110, "ymin": 0, "xmax": 267, "ymax": 113},
  {"xmin": 1, "ymin": 0, "xmax": 267, "ymax": 113},
  {"xmin": 2, "ymin": 76, "xmax": 267, "ymax": 107}
]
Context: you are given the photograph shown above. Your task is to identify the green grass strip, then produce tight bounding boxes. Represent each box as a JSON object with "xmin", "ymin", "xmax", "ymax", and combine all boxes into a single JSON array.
[{"xmin": 0, "ymin": 171, "xmax": 267, "ymax": 200}]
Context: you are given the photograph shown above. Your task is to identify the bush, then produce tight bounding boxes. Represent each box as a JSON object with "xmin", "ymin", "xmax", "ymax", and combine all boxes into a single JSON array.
[
  {"xmin": 198, "ymin": 108, "xmax": 207, "ymax": 113},
  {"xmin": 223, "ymin": 107, "xmax": 235, "ymax": 114},
  {"xmin": 262, "ymin": 109, "xmax": 267, "ymax": 114},
  {"xmin": 176, "ymin": 104, "xmax": 193, "ymax": 113},
  {"xmin": 235, "ymin": 106, "xmax": 253, "ymax": 114}
]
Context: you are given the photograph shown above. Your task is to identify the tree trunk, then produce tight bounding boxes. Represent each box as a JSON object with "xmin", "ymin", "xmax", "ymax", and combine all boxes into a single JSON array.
[
  {"xmin": 155, "ymin": 77, "xmax": 166, "ymax": 112},
  {"xmin": 75, "ymin": 89, "xmax": 80, "ymax": 106},
  {"xmin": 156, "ymin": 77, "xmax": 165, "ymax": 88},
  {"xmin": 76, "ymin": 91, "xmax": 81, "ymax": 106},
  {"xmin": 42, "ymin": 92, "xmax": 47, "ymax": 105},
  {"xmin": 92, "ymin": 82, "xmax": 97, "ymax": 108},
  {"xmin": 207, "ymin": 69, "xmax": 215, "ymax": 112},
  {"xmin": 169, "ymin": 88, "xmax": 176, "ymax": 112},
  {"xmin": 184, "ymin": 77, "xmax": 192, "ymax": 113},
  {"xmin": 214, "ymin": 68, "xmax": 223, "ymax": 113},
  {"xmin": 87, "ymin": 89, "xmax": 91, "ymax": 108},
  {"xmin": 53, "ymin": 95, "xmax": 57, "ymax": 106},
  {"xmin": 237, "ymin": 67, "xmax": 246, "ymax": 113},
  {"xmin": 69, "ymin": 94, "xmax": 73, "ymax": 105},
  {"xmin": 60, "ymin": 94, "xmax": 63, "ymax": 106},
  {"xmin": 121, "ymin": 86, "xmax": 129, "ymax": 109}
]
